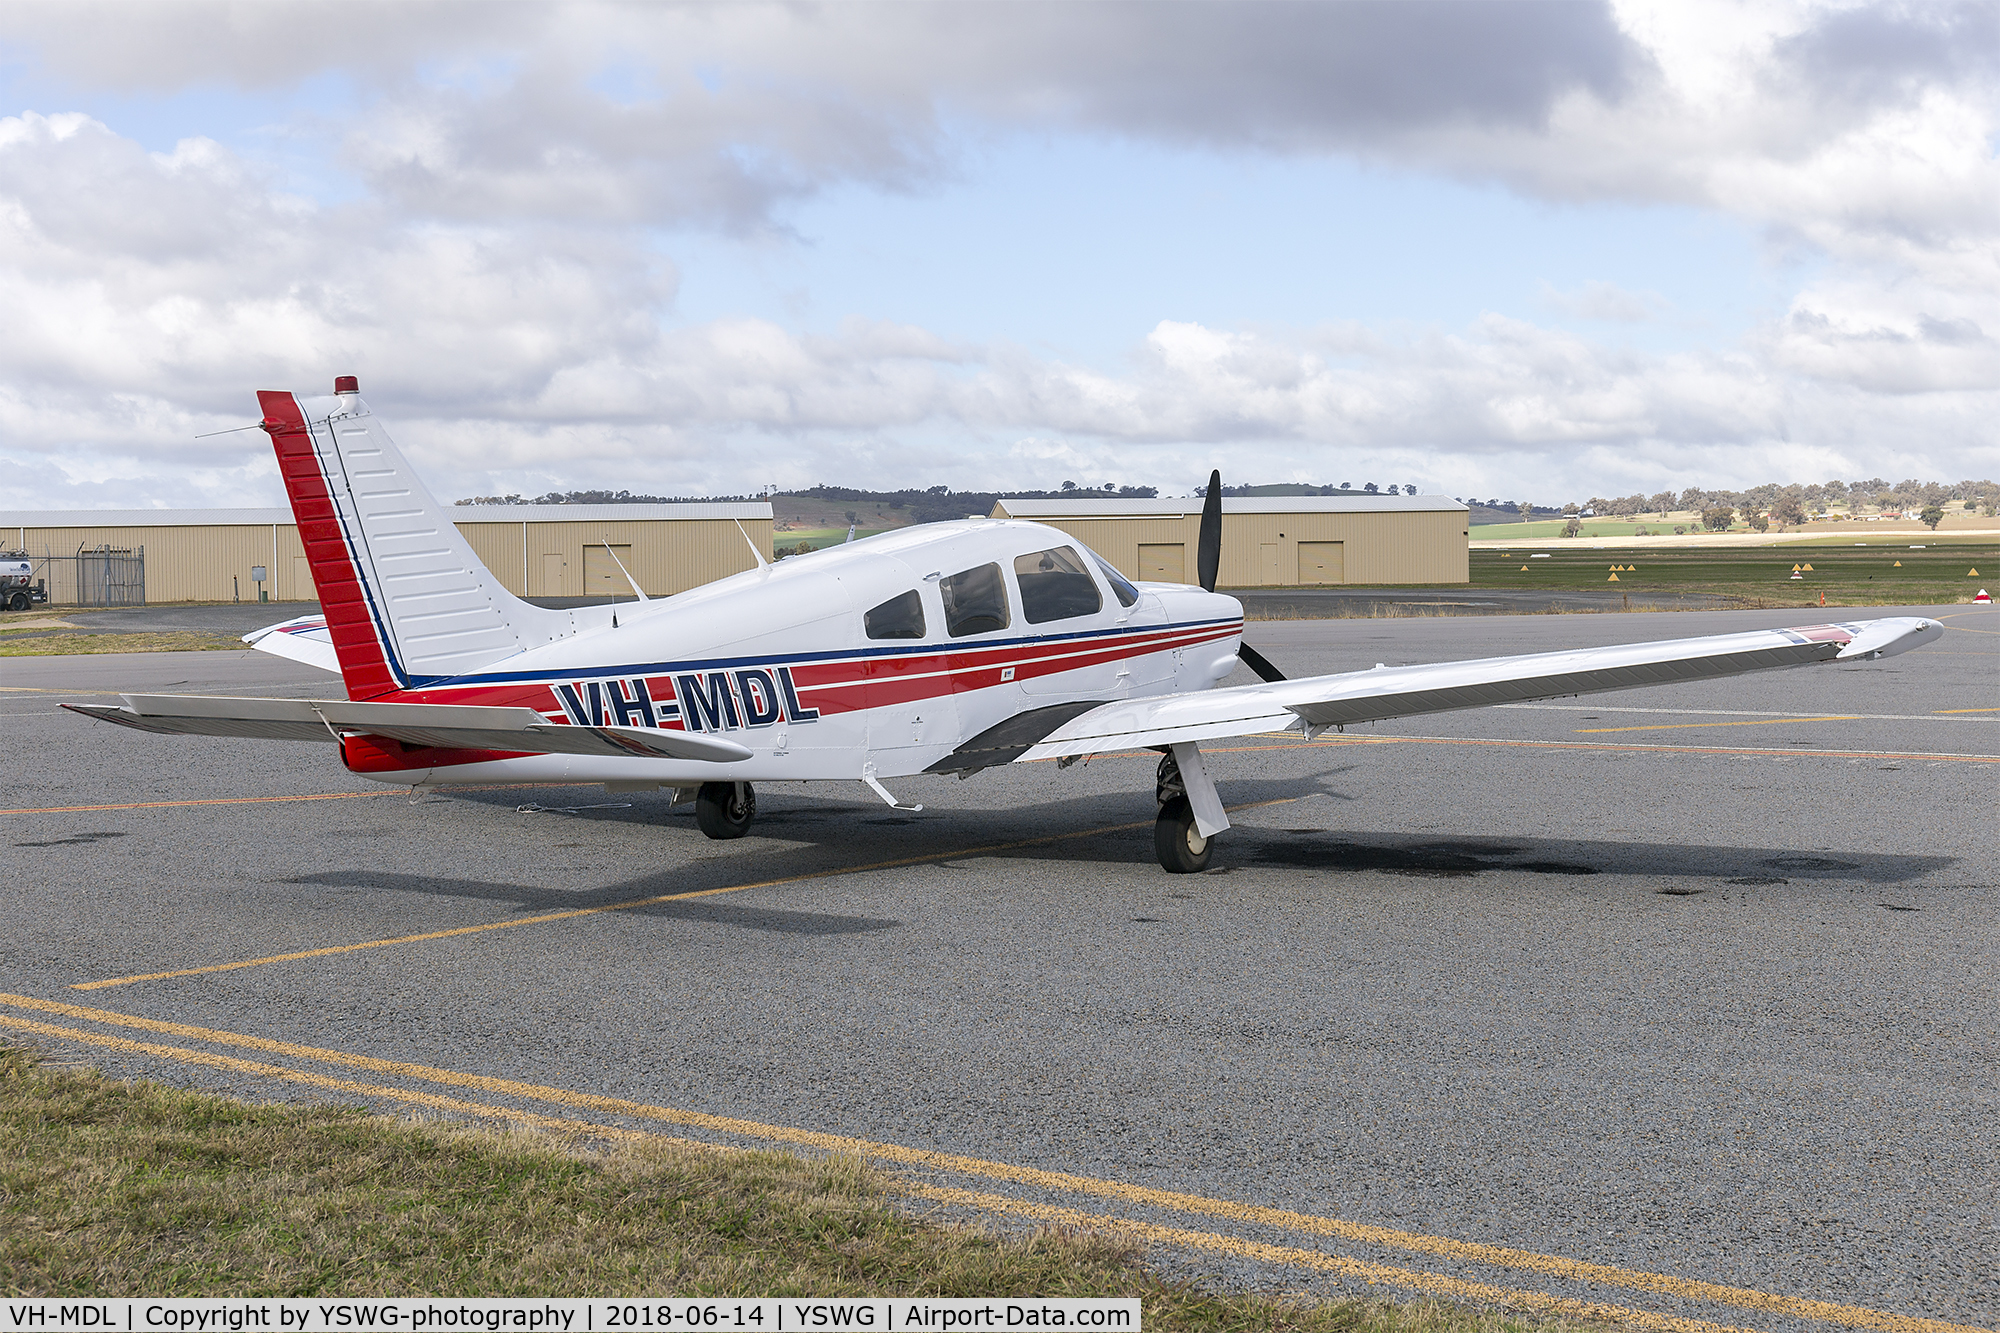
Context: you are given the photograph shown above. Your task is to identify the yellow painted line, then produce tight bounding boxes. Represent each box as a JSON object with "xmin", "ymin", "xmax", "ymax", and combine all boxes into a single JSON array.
[
  {"xmin": 903, "ymin": 1182, "xmax": 1758, "ymax": 1333},
  {"xmin": 1385, "ymin": 735, "xmax": 2000, "ymax": 763},
  {"xmin": 71, "ymin": 799, "xmax": 1296, "ymax": 990},
  {"xmin": 1, "ymin": 791, "xmax": 395, "ymax": 816},
  {"xmin": 0, "ymin": 1007, "xmax": 1786, "ymax": 1333},
  {"xmin": 1935, "ymin": 707, "xmax": 2000, "ymax": 714},
  {"xmin": 0, "ymin": 1011, "xmax": 657, "ymax": 1143},
  {"xmin": 1576, "ymin": 716, "xmax": 1862, "ymax": 734},
  {"xmin": 0, "ymin": 991, "xmax": 1976, "ymax": 1333}
]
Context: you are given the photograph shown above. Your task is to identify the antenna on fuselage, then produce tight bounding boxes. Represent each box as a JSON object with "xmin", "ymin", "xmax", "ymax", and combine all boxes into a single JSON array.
[
  {"xmin": 735, "ymin": 519, "xmax": 771, "ymax": 574},
  {"xmin": 599, "ymin": 543, "xmax": 649, "ymax": 602}
]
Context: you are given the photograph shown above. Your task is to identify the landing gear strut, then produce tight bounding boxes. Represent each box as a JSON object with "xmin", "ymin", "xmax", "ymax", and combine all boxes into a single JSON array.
[
  {"xmin": 1153, "ymin": 750, "xmax": 1213, "ymax": 873},
  {"xmin": 695, "ymin": 781, "xmax": 756, "ymax": 839}
]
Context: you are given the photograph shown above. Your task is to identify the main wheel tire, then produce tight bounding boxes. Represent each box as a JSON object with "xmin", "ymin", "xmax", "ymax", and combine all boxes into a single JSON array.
[
  {"xmin": 1154, "ymin": 795, "xmax": 1213, "ymax": 873},
  {"xmin": 695, "ymin": 781, "xmax": 756, "ymax": 839}
]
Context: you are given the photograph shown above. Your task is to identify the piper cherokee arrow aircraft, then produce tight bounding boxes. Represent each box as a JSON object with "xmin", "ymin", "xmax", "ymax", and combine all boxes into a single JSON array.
[{"xmin": 67, "ymin": 377, "xmax": 1942, "ymax": 872}]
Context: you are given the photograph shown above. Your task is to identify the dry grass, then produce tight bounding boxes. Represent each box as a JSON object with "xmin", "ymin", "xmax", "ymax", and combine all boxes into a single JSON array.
[
  {"xmin": 0, "ymin": 1049, "xmax": 1607, "ymax": 1333},
  {"xmin": 0, "ymin": 630, "xmax": 241, "ymax": 655}
]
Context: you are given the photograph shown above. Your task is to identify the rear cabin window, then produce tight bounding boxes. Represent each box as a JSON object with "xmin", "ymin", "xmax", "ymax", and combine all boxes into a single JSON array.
[
  {"xmin": 1090, "ymin": 551, "xmax": 1140, "ymax": 608},
  {"xmin": 864, "ymin": 589, "xmax": 926, "ymax": 640},
  {"xmin": 939, "ymin": 562, "xmax": 1011, "ymax": 637},
  {"xmin": 1014, "ymin": 547, "xmax": 1103, "ymax": 623}
]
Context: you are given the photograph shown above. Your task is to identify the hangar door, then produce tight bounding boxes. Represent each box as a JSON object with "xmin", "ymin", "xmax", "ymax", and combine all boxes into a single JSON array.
[
  {"xmin": 1299, "ymin": 541, "xmax": 1344, "ymax": 584},
  {"xmin": 541, "ymin": 553, "xmax": 567, "ymax": 595},
  {"xmin": 583, "ymin": 544, "xmax": 636, "ymax": 597},
  {"xmin": 1137, "ymin": 544, "xmax": 1185, "ymax": 583}
]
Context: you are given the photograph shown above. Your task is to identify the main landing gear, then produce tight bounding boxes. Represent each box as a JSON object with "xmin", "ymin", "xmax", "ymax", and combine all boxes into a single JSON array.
[
  {"xmin": 695, "ymin": 781, "xmax": 756, "ymax": 839},
  {"xmin": 1154, "ymin": 749, "xmax": 1214, "ymax": 873}
]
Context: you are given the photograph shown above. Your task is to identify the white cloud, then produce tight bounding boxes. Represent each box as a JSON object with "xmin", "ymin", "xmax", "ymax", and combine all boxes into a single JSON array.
[{"xmin": 0, "ymin": 3, "xmax": 1993, "ymax": 509}]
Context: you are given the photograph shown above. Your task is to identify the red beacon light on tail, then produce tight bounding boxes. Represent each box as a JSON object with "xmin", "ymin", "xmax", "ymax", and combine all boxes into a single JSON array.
[{"xmin": 334, "ymin": 375, "xmax": 359, "ymax": 395}]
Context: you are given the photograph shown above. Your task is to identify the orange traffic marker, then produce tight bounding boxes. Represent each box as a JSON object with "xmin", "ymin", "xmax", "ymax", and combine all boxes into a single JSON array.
[
  {"xmin": 1802, "ymin": 563, "xmax": 1813, "ymax": 571},
  {"xmin": 1608, "ymin": 573, "xmax": 1620, "ymax": 582},
  {"xmin": 1519, "ymin": 565, "xmax": 1529, "ymax": 571},
  {"xmin": 1894, "ymin": 560, "xmax": 1902, "ymax": 567},
  {"xmin": 1970, "ymin": 568, "xmax": 1981, "ymax": 576}
]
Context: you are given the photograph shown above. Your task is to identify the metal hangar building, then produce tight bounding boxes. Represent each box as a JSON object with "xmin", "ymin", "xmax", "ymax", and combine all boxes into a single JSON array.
[
  {"xmin": 989, "ymin": 495, "xmax": 1469, "ymax": 586},
  {"xmin": 1, "ymin": 503, "xmax": 775, "ymax": 604}
]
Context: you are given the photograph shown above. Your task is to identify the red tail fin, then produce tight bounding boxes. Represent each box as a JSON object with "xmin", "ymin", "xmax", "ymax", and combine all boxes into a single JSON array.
[{"xmin": 260, "ymin": 390, "xmax": 401, "ymax": 700}]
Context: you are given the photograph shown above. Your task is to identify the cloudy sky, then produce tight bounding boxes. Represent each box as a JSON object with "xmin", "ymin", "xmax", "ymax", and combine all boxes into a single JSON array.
[{"xmin": 0, "ymin": 0, "xmax": 1994, "ymax": 509}]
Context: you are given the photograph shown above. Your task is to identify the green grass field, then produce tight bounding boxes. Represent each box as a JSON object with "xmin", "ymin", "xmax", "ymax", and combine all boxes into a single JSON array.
[
  {"xmin": 1472, "ymin": 544, "xmax": 1995, "ymax": 605},
  {"xmin": 0, "ymin": 1047, "xmax": 1607, "ymax": 1330},
  {"xmin": 1469, "ymin": 520, "xmax": 1687, "ymax": 540},
  {"xmin": 773, "ymin": 527, "xmax": 896, "ymax": 555}
]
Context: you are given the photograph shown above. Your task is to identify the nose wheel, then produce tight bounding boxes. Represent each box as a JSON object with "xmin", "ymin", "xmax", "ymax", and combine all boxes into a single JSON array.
[
  {"xmin": 695, "ymin": 781, "xmax": 756, "ymax": 839},
  {"xmin": 1153, "ymin": 751, "xmax": 1214, "ymax": 873}
]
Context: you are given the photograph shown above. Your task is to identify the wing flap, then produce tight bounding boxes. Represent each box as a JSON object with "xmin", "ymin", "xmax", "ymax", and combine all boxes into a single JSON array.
[
  {"xmin": 1016, "ymin": 617, "xmax": 1942, "ymax": 760},
  {"xmin": 62, "ymin": 694, "xmax": 752, "ymax": 763}
]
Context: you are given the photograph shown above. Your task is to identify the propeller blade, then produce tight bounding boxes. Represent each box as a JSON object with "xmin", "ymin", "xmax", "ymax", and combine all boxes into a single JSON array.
[
  {"xmin": 1198, "ymin": 469, "xmax": 1222, "ymax": 592},
  {"xmin": 1236, "ymin": 642, "xmax": 1288, "ymax": 683}
]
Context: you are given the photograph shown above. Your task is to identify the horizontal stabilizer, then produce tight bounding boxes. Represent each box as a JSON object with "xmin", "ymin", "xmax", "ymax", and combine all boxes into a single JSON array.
[
  {"xmin": 1016, "ymin": 617, "xmax": 1942, "ymax": 760},
  {"xmin": 243, "ymin": 614, "xmax": 339, "ymax": 675},
  {"xmin": 63, "ymin": 694, "xmax": 751, "ymax": 764}
]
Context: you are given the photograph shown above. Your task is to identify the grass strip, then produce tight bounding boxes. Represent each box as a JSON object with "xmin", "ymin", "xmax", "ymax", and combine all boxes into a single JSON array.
[
  {"xmin": 0, "ymin": 1049, "xmax": 1602, "ymax": 1332},
  {"xmin": 1462, "ymin": 545, "xmax": 1997, "ymax": 607},
  {"xmin": 0, "ymin": 631, "xmax": 243, "ymax": 655}
]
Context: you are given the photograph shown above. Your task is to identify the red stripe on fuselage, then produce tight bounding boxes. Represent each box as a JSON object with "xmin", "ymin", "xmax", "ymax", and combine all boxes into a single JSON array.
[
  {"xmin": 377, "ymin": 620, "xmax": 1240, "ymax": 721},
  {"xmin": 259, "ymin": 391, "xmax": 399, "ymax": 701}
]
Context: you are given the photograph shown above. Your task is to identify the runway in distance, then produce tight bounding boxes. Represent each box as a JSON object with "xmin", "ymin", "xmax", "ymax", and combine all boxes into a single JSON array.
[{"xmin": 67, "ymin": 378, "xmax": 1943, "ymax": 871}]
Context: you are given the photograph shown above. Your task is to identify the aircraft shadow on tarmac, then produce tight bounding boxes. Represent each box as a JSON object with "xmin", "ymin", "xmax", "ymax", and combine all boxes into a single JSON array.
[
  {"xmin": 286, "ymin": 869, "xmax": 902, "ymax": 936},
  {"xmin": 275, "ymin": 772, "xmax": 1954, "ymax": 937},
  {"xmin": 445, "ymin": 774, "xmax": 1955, "ymax": 887}
]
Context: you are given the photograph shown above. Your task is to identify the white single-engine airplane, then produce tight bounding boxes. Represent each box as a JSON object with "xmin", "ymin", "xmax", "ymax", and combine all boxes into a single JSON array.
[{"xmin": 68, "ymin": 378, "xmax": 1942, "ymax": 872}]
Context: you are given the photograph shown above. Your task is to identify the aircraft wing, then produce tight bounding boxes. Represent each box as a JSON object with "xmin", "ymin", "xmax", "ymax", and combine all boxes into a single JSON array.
[
  {"xmin": 60, "ymin": 694, "xmax": 753, "ymax": 763},
  {"xmin": 242, "ymin": 614, "xmax": 339, "ymax": 674},
  {"xmin": 994, "ymin": 616, "xmax": 1942, "ymax": 764}
]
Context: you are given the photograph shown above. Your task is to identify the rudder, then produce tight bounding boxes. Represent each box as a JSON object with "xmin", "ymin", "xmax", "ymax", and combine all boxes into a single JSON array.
[{"xmin": 260, "ymin": 377, "xmax": 569, "ymax": 699}]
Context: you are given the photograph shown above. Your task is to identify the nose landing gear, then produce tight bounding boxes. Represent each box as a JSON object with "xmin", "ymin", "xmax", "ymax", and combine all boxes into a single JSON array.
[{"xmin": 695, "ymin": 781, "xmax": 756, "ymax": 839}]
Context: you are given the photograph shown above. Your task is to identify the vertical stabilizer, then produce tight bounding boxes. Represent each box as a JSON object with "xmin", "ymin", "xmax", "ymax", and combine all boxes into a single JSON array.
[{"xmin": 260, "ymin": 378, "xmax": 569, "ymax": 698}]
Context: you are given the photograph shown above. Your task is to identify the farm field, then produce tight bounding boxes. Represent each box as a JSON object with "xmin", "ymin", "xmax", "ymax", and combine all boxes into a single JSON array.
[
  {"xmin": 1470, "ymin": 543, "xmax": 1995, "ymax": 606},
  {"xmin": 1471, "ymin": 512, "xmax": 1995, "ymax": 542},
  {"xmin": 773, "ymin": 526, "xmax": 896, "ymax": 555}
]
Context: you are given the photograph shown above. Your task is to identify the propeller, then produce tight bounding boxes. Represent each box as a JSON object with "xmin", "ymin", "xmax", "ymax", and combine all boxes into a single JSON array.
[{"xmin": 1197, "ymin": 469, "xmax": 1288, "ymax": 684}]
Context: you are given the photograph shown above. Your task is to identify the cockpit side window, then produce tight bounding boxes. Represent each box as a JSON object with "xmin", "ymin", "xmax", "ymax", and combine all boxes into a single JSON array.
[
  {"xmin": 939, "ymin": 562, "xmax": 1011, "ymax": 637},
  {"xmin": 1014, "ymin": 547, "xmax": 1103, "ymax": 623},
  {"xmin": 864, "ymin": 589, "xmax": 926, "ymax": 640},
  {"xmin": 1089, "ymin": 551, "xmax": 1140, "ymax": 608}
]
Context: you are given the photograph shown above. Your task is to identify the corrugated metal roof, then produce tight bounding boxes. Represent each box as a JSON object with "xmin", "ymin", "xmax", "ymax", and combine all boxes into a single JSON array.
[
  {"xmin": 450, "ymin": 503, "xmax": 772, "ymax": 522},
  {"xmin": 995, "ymin": 495, "xmax": 1468, "ymax": 517},
  {"xmin": 0, "ymin": 502, "xmax": 773, "ymax": 527}
]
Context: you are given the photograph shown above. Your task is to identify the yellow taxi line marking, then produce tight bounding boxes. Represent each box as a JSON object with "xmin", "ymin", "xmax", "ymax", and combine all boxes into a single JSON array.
[
  {"xmin": 1, "ymin": 781, "xmax": 623, "ymax": 817},
  {"xmin": 1139, "ymin": 735, "xmax": 2000, "ymax": 763},
  {"xmin": 70, "ymin": 799, "xmax": 1297, "ymax": 990},
  {"xmin": 1934, "ymin": 707, "xmax": 2000, "ymax": 713},
  {"xmin": 0, "ymin": 1011, "xmax": 658, "ymax": 1143},
  {"xmin": 1, "ymin": 791, "xmax": 396, "ymax": 816},
  {"xmin": 0, "ymin": 1008, "xmax": 1777, "ymax": 1333},
  {"xmin": 1576, "ymin": 717, "xmax": 1864, "ymax": 734},
  {"xmin": 0, "ymin": 991, "xmax": 1975, "ymax": 1333},
  {"xmin": 903, "ymin": 1182, "xmax": 1758, "ymax": 1333}
]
